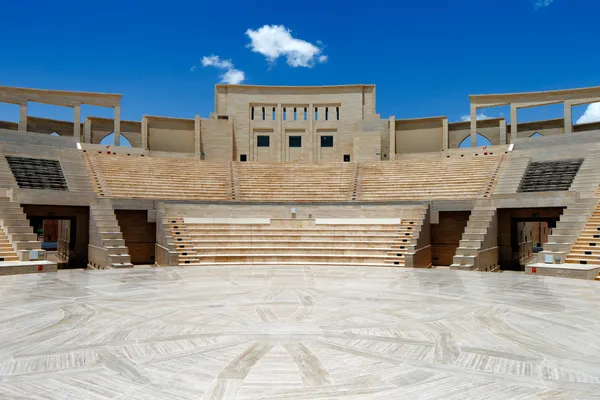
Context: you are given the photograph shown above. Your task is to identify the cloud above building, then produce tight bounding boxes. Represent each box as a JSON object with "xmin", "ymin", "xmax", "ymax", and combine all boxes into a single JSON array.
[
  {"xmin": 193, "ymin": 55, "xmax": 246, "ymax": 85},
  {"xmin": 576, "ymin": 103, "xmax": 600, "ymax": 124},
  {"xmin": 460, "ymin": 112, "xmax": 492, "ymax": 122},
  {"xmin": 535, "ymin": 0, "xmax": 555, "ymax": 9},
  {"xmin": 245, "ymin": 25, "xmax": 327, "ymax": 68}
]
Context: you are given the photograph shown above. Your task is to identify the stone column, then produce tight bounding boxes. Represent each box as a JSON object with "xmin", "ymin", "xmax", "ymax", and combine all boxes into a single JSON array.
[
  {"xmin": 499, "ymin": 119, "xmax": 507, "ymax": 145},
  {"xmin": 564, "ymin": 102, "xmax": 572, "ymax": 135},
  {"xmin": 194, "ymin": 115, "xmax": 201, "ymax": 158},
  {"xmin": 73, "ymin": 104, "xmax": 81, "ymax": 140},
  {"xmin": 141, "ymin": 116, "xmax": 148, "ymax": 150},
  {"xmin": 510, "ymin": 104, "xmax": 518, "ymax": 144},
  {"xmin": 442, "ymin": 117, "xmax": 449, "ymax": 151},
  {"xmin": 277, "ymin": 103, "xmax": 283, "ymax": 162},
  {"xmin": 389, "ymin": 116, "xmax": 396, "ymax": 160},
  {"xmin": 470, "ymin": 104, "xmax": 477, "ymax": 147},
  {"xmin": 113, "ymin": 105, "xmax": 121, "ymax": 146},
  {"xmin": 84, "ymin": 118, "xmax": 91, "ymax": 143},
  {"xmin": 18, "ymin": 102, "xmax": 27, "ymax": 132}
]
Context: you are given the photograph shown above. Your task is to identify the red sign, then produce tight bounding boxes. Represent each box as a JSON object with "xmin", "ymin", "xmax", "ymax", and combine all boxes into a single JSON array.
[
  {"xmin": 38, "ymin": 265, "xmax": 43, "ymax": 271},
  {"xmin": 532, "ymin": 267, "xmax": 537, "ymax": 273}
]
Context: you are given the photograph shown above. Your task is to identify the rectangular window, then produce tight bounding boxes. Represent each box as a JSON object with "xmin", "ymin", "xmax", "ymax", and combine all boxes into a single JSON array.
[
  {"xmin": 336, "ymin": 107, "xmax": 340, "ymax": 120},
  {"xmin": 294, "ymin": 107, "xmax": 297, "ymax": 120},
  {"xmin": 344, "ymin": 154, "xmax": 350, "ymax": 162},
  {"xmin": 315, "ymin": 107, "xmax": 318, "ymax": 120},
  {"xmin": 289, "ymin": 136, "xmax": 302, "ymax": 148},
  {"xmin": 251, "ymin": 108, "xmax": 254, "ymax": 120},
  {"xmin": 320, "ymin": 135, "xmax": 334, "ymax": 147},
  {"xmin": 304, "ymin": 108, "xmax": 307, "ymax": 120},
  {"xmin": 272, "ymin": 107, "xmax": 276, "ymax": 120},
  {"xmin": 262, "ymin": 107, "xmax": 265, "ymax": 120},
  {"xmin": 283, "ymin": 107, "xmax": 286, "ymax": 120},
  {"xmin": 325, "ymin": 107, "xmax": 328, "ymax": 121},
  {"xmin": 240, "ymin": 154, "xmax": 247, "ymax": 162},
  {"xmin": 257, "ymin": 135, "xmax": 270, "ymax": 147}
]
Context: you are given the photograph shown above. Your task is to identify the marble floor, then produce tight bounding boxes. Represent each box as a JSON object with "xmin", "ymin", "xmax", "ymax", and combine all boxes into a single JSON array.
[{"xmin": 0, "ymin": 266, "xmax": 599, "ymax": 400}]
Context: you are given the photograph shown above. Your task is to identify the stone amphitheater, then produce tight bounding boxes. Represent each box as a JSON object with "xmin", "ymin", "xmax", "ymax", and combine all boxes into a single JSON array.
[{"xmin": 0, "ymin": 83, "xmax": 599, "ymax": 399}]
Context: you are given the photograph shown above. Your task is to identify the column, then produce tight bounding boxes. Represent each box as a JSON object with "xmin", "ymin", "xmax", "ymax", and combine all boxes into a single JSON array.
[
  {"xmin": 564, "ymin": 102, "xmax": 572, "ymax": 135},
  {"xmin": 442, "ymin": 117, "xmax": 449, "ymax": 151},
  {"xmin": 83, "ymin": 118, "xmax": 91, "ymax": 143},
  {"xmin": 18, "ymin": 102, "xmax": 27, "ymax": 132},
  {"xmin": 73, "ymin": 104, "xmax": 81, "ymax": 140},
  {"xmin": 510, "ymin": 103, "xmax": 518, "ymax": 144},
  {"xmin": 141, "ymin": 116, "xmax": 148, "ymax": 150},
  {"xmin": 389, "ymin": 116, "xmax": 396, "ymax": 160},
  {"xmin": 499, "ymin": 119, "xmax": 507, "ymax": 145},
  {"xmin": 469, "ymin": 104, "xmax": 477, "ymax": 147},
  {"xmin": 194, "ymin": 115, "xmax": 201, "ymax": 158},
  {"xmin": 277, "ymin": 103, "xmax": 283, "ymax": 162},
  {"xmin": 113, "ymin": 105, "xmax": 121, "ymax": 146}
]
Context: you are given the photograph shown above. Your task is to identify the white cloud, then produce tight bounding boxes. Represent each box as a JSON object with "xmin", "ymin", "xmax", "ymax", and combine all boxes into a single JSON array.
[
  {"xmin": 196, "ymin": 55, "xmax": 246, "ymax": 85},
  {"xmin": 245, "ymin": 25, "xmax": 327, "ymax": 68},
  {"xmin": 576, "ymin": 103, "xmax": 600, "ymax": 124},
  {"xmin": 189, "ymin": 66, "xmax": 196, "ymax": 72},
  {"xmin": 460, "ymin": 113, "xmax": 492, "ymax": 122},
  {"xmin": 535, "ymin": 0, "xmax": 555, "ymax": 8}
]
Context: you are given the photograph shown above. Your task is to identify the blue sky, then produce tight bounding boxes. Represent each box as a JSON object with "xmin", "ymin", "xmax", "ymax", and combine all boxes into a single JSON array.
[{"xmin": 1, "ymin": 0, "xmax": 599, "ymax": 127}]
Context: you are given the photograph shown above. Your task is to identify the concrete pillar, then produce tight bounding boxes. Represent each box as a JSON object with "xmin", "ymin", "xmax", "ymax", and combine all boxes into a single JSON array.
[
  {"xmin": 442, "ymin": 117, "xmax": 449, "ymax": 151},
  {"xmin": 470, "ymin": 104, "xmax": 477, "ymax": 147},
  {"xmin": 73, "ymin": 104, "xmax": 81, "ymax": 140},
  {"xmin": 18, "ymin": 102, "xmax": 27, "ymax": 132},
  {"xmin": 277, "ymin": 103, "xmax": 283, "ymax": 162},
  {"xmin": 83, "ymin": 118, "xmax": 91, "ymax": 143},
  {"xmin": 308, "ymin": 104, "xmax": 315, "ymax": 162},
  {"xmin": 113, "ymin": 105, "xmax": 121, "ymax": 146},
  {"xmin": 510, "ymin": 104, "xmax": 518, "ymax": 144},
  {"xmin": 389, "ymin": 116, "xmax": 396, "ymax": 160},
  {"xmin": 194, "ymin": 115, "xmax": 201, "ymax": 158},
  {"xmin": 499, "ymin": 119, "xmax": 507, "ymax": 145},
  {"xmin": 141, "ymin": 116, "xmax": 148, "ymax": 150},
  {"xmin": 564, "ymin": 102, "xmax": 572, "ymax": 135}
]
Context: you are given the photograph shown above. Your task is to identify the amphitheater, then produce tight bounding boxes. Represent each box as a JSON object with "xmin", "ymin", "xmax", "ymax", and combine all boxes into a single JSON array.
[{"xmin": 0, "ymin": 83, "xmax": 600, "ymax": 399}]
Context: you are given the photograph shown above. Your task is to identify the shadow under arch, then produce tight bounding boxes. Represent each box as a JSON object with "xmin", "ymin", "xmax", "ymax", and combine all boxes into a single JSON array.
[
  {"xmin": 458, "ymin": 133, "xmax": 492, "ymax": 148},
  {"xmin": 99, "ymin": 132, "xmax": 132, "ymax": 147}
]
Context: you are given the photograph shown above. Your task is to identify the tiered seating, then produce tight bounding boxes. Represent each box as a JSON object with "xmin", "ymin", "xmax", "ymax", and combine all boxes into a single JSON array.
[
  {"xmin": 167, "ymin": 218, "xmax": 419, "ymax": 266},
  {"xmin": 358, "ymin": 155, "xmax": 503, "ymax": 201},
  {"xmin": 85, "ymin": 153, "xmax": 231, "ymax": 200},
  {"xmin": 0, "ymin": 226, "xmax": 18, "ymax": 262},
  {"xmin": 566, "ymin": 203, "xmax": 600, "ymax": 265},
  {"xmin": 234, "ymin": 163, "xmax": 355, "ymax": 201},
  {"xmin": 5, "ymin": 156, "xmax": 67, "ymax": 190},
  {"xmin": 518, "ymin": 159, "xmax": 583, "ymax": 192}
]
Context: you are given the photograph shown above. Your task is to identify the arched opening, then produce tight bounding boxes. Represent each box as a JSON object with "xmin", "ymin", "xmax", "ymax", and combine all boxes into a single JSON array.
[
  {"xmin": 530, "ymin": 132, "xmax": 542, "ymax": 138},
  {"xmin": 49, "ymin": 132, "xmax": 59, "ymax": 137},
  {"xmin": 459, "ymin": 133, "xmax": 492, "ymax": 148},
  {"xmin": 99, "ymin": 132, "xmax": 132, "ymax": 147}
]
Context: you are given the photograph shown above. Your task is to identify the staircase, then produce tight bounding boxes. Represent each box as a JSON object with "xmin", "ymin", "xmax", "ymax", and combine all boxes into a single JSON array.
[
  {"xmin": 383, "ymin": 219, "xmax": 420, "ymax": 267},
  {"xmin": 88, "ymin": 199, "xmax": 132, "ymax": 269},
  {"xmin": 167, "ymin": 217, "xmax": 200, "ymax": 265},
  {"xmin": 451, "ymin": 200, "xmax": 497, "ymax": 271},
  {"xmin": 569, "ymin": 150, "xmax": 600, "ymax": 196},
  {"xmin": 0, "ymin": 197, "xmax": 45, "ymax": 261},
  {"xmin": 494, "ymin": 155, "xmax": 531, "ymax": 195},
  {"xmin": 538, "ymin": 197, "xmax": 598, "ymax": 264},
  {"xmin": 564, "ymin": 202, "xmax": 600, "ymax": 267}
]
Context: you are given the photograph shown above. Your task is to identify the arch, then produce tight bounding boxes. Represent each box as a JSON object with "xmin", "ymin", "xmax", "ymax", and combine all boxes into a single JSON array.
[
  {"xmin": 99, "ymin": 132, "xmax": 132, "ymax": 147},
  {"xmin": 49, "ymin": 132, "xmax": 59, "ymax": 137},
  {"xmin": 458, "ymin": 133, "xmax": 492, "ymax": 148},
  {"xmin": 530, "ymin": 132, "xmax": 543, "ymax": 138}
]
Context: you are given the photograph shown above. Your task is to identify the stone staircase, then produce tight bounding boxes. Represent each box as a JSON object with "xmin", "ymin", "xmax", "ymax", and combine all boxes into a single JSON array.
[
  {"xmin": 565, "ymin": 202, "xmax": 600, "ymax": 266},
  {"xmin": 88, "ymin": 199, "xmax": 132, "ymax": 269},
  {"xmin": 451, "ymin": 200, "xmax": 497, "ymax": 271},
  {"xmin": 538, "ymin": 197, "xmax": 599, "ymax": 264},
  {"xmin": 383, "ymin": 219, "xmax": 421, "ymax": 267},
  {"xmin": 0, "ymin": 156, "xmax": 17, "ymax": 189},
  {"xmin": 0, "ymin": 197, "xmax": 45, "ymax": 261},
  {"xmin": 569, "ymin": 150, "xmax": 600, "ymax": 197},
  {"xmin": 494, "ymin": 155, "xmax": 531, "ymax": 195}
]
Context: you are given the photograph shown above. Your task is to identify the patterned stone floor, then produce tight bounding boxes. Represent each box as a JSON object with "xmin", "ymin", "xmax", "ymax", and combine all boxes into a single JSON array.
[{"xmin": 0, "ymin": 266, "xmax": 599, "ymax": 399}]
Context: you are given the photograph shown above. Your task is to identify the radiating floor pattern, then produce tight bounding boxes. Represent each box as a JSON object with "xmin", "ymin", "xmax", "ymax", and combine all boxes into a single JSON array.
[{"xmin": 0, "ymin": 266, "xmax": 600, "ymax": 399}]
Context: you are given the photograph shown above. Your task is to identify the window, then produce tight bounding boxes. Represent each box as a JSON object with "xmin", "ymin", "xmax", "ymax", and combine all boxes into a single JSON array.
[
  {"xmin": 272, "ymin": 107, "xmax": 276, "ymax": 120},
  {"xmin": 304, "ymin": 108, "xmax": 307, "ymax": 120},
  {"xmin": 283, "ymin": 107, "xmax": 286, "ymax": 120},
  {"xmin": 251, "ymin": 108, "xmax": 254, "ymax": 120},
  {"xmin": 240, "ymin": 154, "xmax": 247, "ymax": 162},
  {"xmin": 325, "ymin": 107, "xmax": 329, "ymax": 121},
  {"xmin": 344, "ymin": 154, "xmax": 350, "ymax": 162},
  {"xmin": 257, "ymin": 135, "xmax": 270, "ymax": 147},
  {"xmin": 320, "ymin": 135, "xmax": 334, "ymax": 147},
  {"xmin": 217, "ymin": 115, "xmax": 229, "ymax": 120},
  {"xmin": 315, "ymin": 107, "xmax": 318, "ymax": 120},
  {"xmin": 262, "ymin": 107, "xmax": 265, "ymax": 120},
  {"xmin": 336, "ymin": 107, "xmax": 340, "ymax": 120},
  {"xmin": 294, "ymin": 107, "xmax": 297, "ymax": 120},
  {"xmin": 289, "ymin": 136, "xmax": 302, "ymax": 148}
]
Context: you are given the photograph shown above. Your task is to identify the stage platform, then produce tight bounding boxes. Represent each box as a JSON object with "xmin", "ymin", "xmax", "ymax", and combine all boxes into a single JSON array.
[
  {"xmin": 0, "ymin": 259, "xmax": 57, "ymax": 275},
  {"xmin": 0, "ymin": 266, "xmax": 599, "ymax": 399},
  {"xmin": 526, "ymin": 262, "xmax": 600, "ymax": 280}
]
